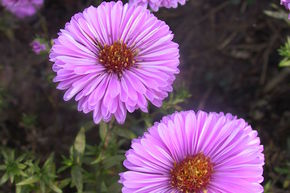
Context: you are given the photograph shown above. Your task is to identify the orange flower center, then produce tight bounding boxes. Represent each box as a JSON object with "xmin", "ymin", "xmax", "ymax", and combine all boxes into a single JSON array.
[
  {"xmin": 98, "ymin": 42, "xmax": 135, "ymax": 76},
  {"xmin": 170, "ymin": 153, "xmax": 214, "ymax": 193}
]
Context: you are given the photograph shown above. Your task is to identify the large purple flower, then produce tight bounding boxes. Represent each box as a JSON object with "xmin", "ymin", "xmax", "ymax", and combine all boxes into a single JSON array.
[
  {"xmin": 1, "ymin": 0, "xmax": 43, "ymax": 18},
  {"xmin": 49, "ymin": 1, "xmax": 179, "ymax": 124},
  {"xmin": 129, "ymin": 0, "xmax": 186, "ymax": 12},
  {"xmin": 120, "ymin": 111, "xmax": 264, "ymax": 193},
  {"xmin": 281, "ymin": 0, "xmax": 290, "ymax": 19}
]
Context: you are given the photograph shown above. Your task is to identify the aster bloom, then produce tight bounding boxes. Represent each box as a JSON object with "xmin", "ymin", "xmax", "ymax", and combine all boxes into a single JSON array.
[
  {"xmin": 1, "ymin": 0, "xmax": 44, "ymax": 18},
  {"xmin": 281, "ymin": 0, "xmax": 290, "ymax": 19},
  {"xmin": 120, "ymin": 110, "xmax": 264, "ymax": 193},
  {"xmin": 31, "ymin": 39, "xmax": 47, "ymax": 54},
  {"xmin": 129, "ymin": 0, "xmax": 186, "ymax": 12},
  {"xmin": 49, "ymin": 1, "xmax": 179, "ymax": 124}
]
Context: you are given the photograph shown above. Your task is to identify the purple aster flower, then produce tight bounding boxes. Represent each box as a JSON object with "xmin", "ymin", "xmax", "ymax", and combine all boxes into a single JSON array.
[
  {"xmin": 129, "ymin": 0, "xmax": 186, "ymax": 12},
  {"xmin": 281, "ymin": 0, "xmax": 290, "ymax": 19},
  {"xmin": 120, "ymin": 110, "xmax": 264, "ymax": 193},
  {"xmin": 49, "ymin": 1, "xmax": 179, "ymax": 124},
  {"xmin": 31, "ymin": 39, "xmax": 47, "ymax": 54},
  {"xmin": 1, "ymin": 0, "xmax": 44, "ymax": 18}
]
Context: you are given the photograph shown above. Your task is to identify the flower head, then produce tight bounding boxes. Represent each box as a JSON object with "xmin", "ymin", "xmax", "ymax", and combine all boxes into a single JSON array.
[
  {"xmin": 129, "ymin": 0, "xmax": 186, "ymax": 12},
  {"xmin": 281, "ymin": 0, "xmax": 290, "ymax": 19},
  {"xmin": 31, "ymin": 39, "xmax": 47, "ymax": 54},
  {"xmin": 49, "ymin": 1, "xmax": 179, "ymax": 124},
  {"xmin": 120, "ymin": 111, "xmax": 264, "ymax": 192},
  {"xmin": 1, "ymin": 0, "xmax": 43, "ymax": 18}
]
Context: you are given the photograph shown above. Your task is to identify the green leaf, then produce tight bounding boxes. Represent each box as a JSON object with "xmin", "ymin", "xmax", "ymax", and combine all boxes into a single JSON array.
[
  {"xmin": 17, "ymin": 176, "xmax": 39, "ymax": 186},
  {"xmin": 74, "ymin": 127, "xmax": 86, "ymax": 155},
  {"xmin": 284, "ymin": 179, "xmax": 290, "ymax": 189},
  {"xmin": 264, "ymin": 180, "xmax": 272, "ymax": 193},
  {"xmin": 18, "ymin": 163, "xmax": 26, "ymax": 170},
  {"xmin": 279, "ymin": 58, "xmax": 290, "ymax": 67},
  {"xmin": 274, "ymin": 167, "xmax": 289, "ymax": 175},
  {"xmin": 57, "ymin": 165, "xmax": 70, "ymax": 174},
  {"xmin": 91, "ymin": 153, "xmax": 106, "ymax": 165},
  {"xmin": 71, "ymin": 165, "xmax": 83, "ymax": 193},
  {"xmin": 279, "ymin": 38, "xmax": 290, "ymax": 56},
  {"xmin": 100, "ymin": 181, "xmax": 108, "ymax": 192},
  {"xmin": 99, "ymin": 122, "xmax": 108, "ymax": 142},
  {"xmin": 16, "ymin": 185, "xmax": 22, "ymax": 193},
  {"xmin": 21, "ymin": 113, "xmax": 37, "ymax": 128},
  {"xmin": 0, "ymin": 173, "xmax": 9, "ymax": 185},
  {"xmin": 108, "ymin": 181, "xmax": 122, "ymax": 192},
  {"xmin": 103, "ymin": 155, "xmax": 124, "ymax": 169},
  {"xmin": 58, "ymin": 178, "xmax": 71, "ymax": 189},
  {"xmin": 0, "ymin": 165, "xmax": 6, "ymax": 170},
  {"xmin": 49, "ymin": 183, "xmax": 63, "ymax": 193},
  {"xmin": 40, "ymin": 181, "xmax": 46, "ymax": 193},
  {"xmin": 114, "ymin": 128, "xmax": 136, "ymax": 139},
  {"xmin": 16, "ymin": 153, "xmax": 26, "ymax": 162},
  {"xmin": 264, "ymin": 10, "xmax": 288, "ymax": 21},
  {"xmin": 10, "ymin": 175, "xmax": 14, "ymax": 184},
  {"xmin": 264, "ymin": 4, "xmax": 290, "ymax": 24},
  {"xmin": 58, "ymin": 155, "xmax": 73, "ymax": 173},
  {"xmin": 43, "ymin": 154, "xmax": 55, "ymax": 171}
]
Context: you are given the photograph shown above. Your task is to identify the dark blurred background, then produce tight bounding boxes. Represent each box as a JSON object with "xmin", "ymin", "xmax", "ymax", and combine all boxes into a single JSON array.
[{"xmin": 0, "ymin": 0, "xmax": 289, "ymax": 192}]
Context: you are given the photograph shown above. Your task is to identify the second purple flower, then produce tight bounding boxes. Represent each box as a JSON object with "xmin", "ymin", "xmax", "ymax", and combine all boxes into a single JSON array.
[
  {"xmin": 1, "ymin": 0, "xmax": 44, "ymax": 18},
  {"xmin": 50, "ymin": 1, "xmax": 180, "ymax": 124},
  {"xmin": 120, "ymin": 111, "xmax": 265, "ymax": 192},
  {"xmin": 129, "ymin": 0, "xmax": 186, "ymax": 12}
]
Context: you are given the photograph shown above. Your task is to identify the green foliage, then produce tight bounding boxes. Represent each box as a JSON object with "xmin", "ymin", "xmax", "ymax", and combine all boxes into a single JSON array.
[
  {"xmin": 0, "ymin": 88, "xmax": 190, "ymax": 192},
  {"xmin": 263, "ymin": 180, "xmax": 272, "ymax": 193},
  {"xmin": 135, "ymin": 86, "xmax": 191, "ymax": 129},
  {"xmin": 161, "ymin": 87, "xmax": 191, "ymax": 113},
  {"xmin": 278, "ymin": 37, "xmax": 290, "ymax": 67},
  {"xmin": 274, "ymin": 162, "xmax": 290, "ymax": 189},
  {"xmin": 0, "ymin": 150, "xmax": 27, "ymax": 185},
  {"xmin": 0, "ymin": 149, "xmax": 62, "ymax": 193},
  {"xmin": 20, "ymin": 114, "xmax": 37, "ymax": 129},
  {"xmin": 263, "ymin": 138, "xmax": 290, "ymax": 192},
  {"xmin": 263, "ymin": 162, "xmax": 290, "ymax": 193},
  {"xmin": 265, "ymin": 3, "xmax": 290, "ymax": 68},
  {"xmin": 17, "ymin": 154, "xmax": 62, "ymax": 193},
  {"xmin": 264, "ymin": 4, "xmax": 290, "ymax": 24}
]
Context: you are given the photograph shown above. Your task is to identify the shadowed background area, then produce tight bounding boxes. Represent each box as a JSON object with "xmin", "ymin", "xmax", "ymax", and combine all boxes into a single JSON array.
[{"xmin": 0, "ymin": 0, "xmax": 289, "ymax": 192}]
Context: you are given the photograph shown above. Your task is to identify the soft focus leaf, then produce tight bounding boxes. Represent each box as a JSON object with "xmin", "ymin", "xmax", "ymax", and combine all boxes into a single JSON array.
[
  {"xmin": 0, "ymin": 173, "xmax": 9, "ymax": 185},
  {"xmin": 100, "ymin": 181, "xmax": 108, "ymax": 192},
  {"xmin": 113, "ymin": 127, "xmax": 136, "ymax": 139},
  {"xmin": 108, "ymin": 181, "xmax": 122, "ymax": 192},
  {"xmin": 58, "ymin": 178, "xmax": 71, "ymax": 189},
  {"xmin": 0, "ymin": 165, "xmax": 5, "ymax": 170},
  {"xmin": 15, "ymin": 185, "xmax": 21, "ymax": 193},
  {"xmin": 17, "ymin": 176, "xmax": 39, "ymax": 186},
  {"xmin": 74, "ymin": 127, "xmax": 86, "ymax": 155},
  {"xmin": 103, "ymin": 155, "xmax": 124, "ymax": 169},
  {"xmin": 99, "ymin": 122, "xmax": 108, "ymax": 142},
  {"xmin": 71, "ymin": 165, "xmax": 83, "ymax": 193},
  {"xmin": 279, "ymin": 58, "xmax": 290, "ymax": 67},
  {"xmin": 49, "ymin": 183, "xmax": 63, "ymax": 193},
  {"xmin": 40, "ymin": 181, "xmax": 46, "ymax": 193},
  {"xmin": 264, "ymin": 4, "xmax": 290, "ymax": 24},
  {"xmin": 264, "ymin": 181, "xmax": 272, "ymax": 193},
  {"xmin": 91, "ymin": 153, "xmax": 106, "ymax": 165}
]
